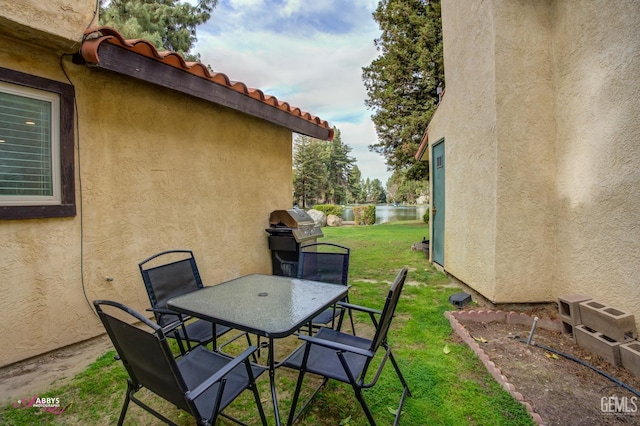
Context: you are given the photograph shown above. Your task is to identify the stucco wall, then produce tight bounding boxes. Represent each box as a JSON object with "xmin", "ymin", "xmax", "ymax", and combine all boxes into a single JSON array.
[
  {"xmin": 492, "ymin": 0, "xmax": 555, "ymax": 302},
  {"xmin": 0, "ymin": 0, "xmax": 96, "ymax": 46},
  {"xmin": 0, "ymin": 34, "xmax": 294, "ymax": 366},
  {"xmin": 551, "ymin": 1, "xmax": 640, "ymax": 323},
  {"xmin": 433, "ymin": 0, "xmax": 500, "ymax": 300},
  {"xmin": 431, "ymin": 0, "xmax": 640, "ymax": 320}
]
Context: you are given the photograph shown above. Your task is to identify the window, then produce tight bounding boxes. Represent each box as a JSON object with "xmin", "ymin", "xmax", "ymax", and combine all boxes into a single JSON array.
[{"xmin": 0, "ymin": 67, "xmax": 75, "ymax": 219}]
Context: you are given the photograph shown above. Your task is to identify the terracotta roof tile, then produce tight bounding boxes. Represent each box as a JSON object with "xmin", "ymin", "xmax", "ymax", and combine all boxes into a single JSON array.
[{"xmin": 80, "ymin": 26, "xmax": 333, "ymax": 140}]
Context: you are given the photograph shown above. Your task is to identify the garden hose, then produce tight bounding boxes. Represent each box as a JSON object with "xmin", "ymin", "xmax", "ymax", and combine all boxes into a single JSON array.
[{"xmin": 518, "ymin": 338, "xmax": 640, "ymax": 398}]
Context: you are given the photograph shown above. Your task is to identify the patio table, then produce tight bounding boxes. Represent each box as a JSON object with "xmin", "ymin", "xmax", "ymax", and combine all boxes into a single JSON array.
[{"xmin": 167, "ymin": 273, "xmax": 348, "ymax": 425}]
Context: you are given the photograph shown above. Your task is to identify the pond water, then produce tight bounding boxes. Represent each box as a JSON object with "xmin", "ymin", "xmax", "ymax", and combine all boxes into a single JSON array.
[{"xmin": 342, "ymin": 205, "xmax": 429, "ymax": 224}]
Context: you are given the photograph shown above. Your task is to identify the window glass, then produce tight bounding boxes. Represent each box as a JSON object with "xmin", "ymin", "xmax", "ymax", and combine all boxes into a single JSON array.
[
  {"xmin": 0, "ymin": 84, "xmax": 60, "ymax": 204},
  {"xmin": 0, "ymin": 67, "xmax": 74, "ymax": 219}
]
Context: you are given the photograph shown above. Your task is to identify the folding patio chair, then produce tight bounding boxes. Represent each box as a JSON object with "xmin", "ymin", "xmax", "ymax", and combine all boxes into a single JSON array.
[
  {"xmin": 283, "ymin": 267, "xmax": 412, "ymax": 426},
  {"xmin": 139, "ymin": 250, "xmax": 232, "ymax": 354},
  {"xmin": 93, "ymin": 300, "xmax": 267, "ymax": 426},
  {"xmin": 297, "ymin": 242, "xmax": 355, "ymax": 333}
]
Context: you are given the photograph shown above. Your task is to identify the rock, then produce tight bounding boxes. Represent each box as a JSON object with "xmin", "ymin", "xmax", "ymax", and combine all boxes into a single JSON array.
[
  {"xmin": 326, "ymin": 214, "xmax": 343, "ymax": 227},
  {"xmin": 306, "ymin": 209, "xmax": 326, "ymax": 227}
]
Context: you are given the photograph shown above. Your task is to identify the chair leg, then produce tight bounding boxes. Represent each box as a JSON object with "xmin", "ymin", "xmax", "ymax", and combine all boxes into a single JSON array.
[
  {"xmin": 338, "ymin": 351, "xmax": 376, "ymax": 425},
  {"xmin": 337, "ymin": 297, "xmax": 356, "ymax": 336},
  {"xmin": 286, "ymin": 369, "xmax": 307, "ymax": 426},
  {"xmin": 348, "ymin": 307, "xmax": 356, "ymax": 335},
  {"xmin": 352, "ymin": 385, "xmax": 377, "ymax": 426},
  {"xmin": 388, "ymin": 349, "xmax": 412, "ymax": 398},
  {"xmin": 172, "ymin": 332, "xmax": 188, "ymax": 356},
  {"xmin": 244, "ymin": 333, "xmax": 259, "ymax": 363},
  {"xmin": 117, "ymin": 382, "xmax": 134, "ymax": 426},
  {"xmin": 244, "ymin": 361, "xmax": 268, "ymax": 426},
  {"xmin": 387, "ymin": 348, "xmax": 412, "ymax": 426}
]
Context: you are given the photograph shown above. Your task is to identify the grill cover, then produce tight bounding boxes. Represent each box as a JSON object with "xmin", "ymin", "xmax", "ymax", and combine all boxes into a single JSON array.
[{"xmin": 267, "ymin": 209, "xmax": 323, "ymax": 242}]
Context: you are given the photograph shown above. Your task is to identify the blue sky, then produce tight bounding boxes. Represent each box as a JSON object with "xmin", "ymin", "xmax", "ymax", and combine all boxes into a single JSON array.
[{"xmin": 190, "ymin": 0, "xmax": 392, "ymax": 183}]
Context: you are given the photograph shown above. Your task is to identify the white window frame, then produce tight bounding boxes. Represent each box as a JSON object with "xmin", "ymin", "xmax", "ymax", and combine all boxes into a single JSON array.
[{"xmin": 0, "ymin": 81, "xmax": 62, "ymax": 206}]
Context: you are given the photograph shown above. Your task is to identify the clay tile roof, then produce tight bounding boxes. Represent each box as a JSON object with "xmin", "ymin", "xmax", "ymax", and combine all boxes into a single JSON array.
[{"xmin": 80, "ymin": 26, "xmax": 334, "ymax": 141}]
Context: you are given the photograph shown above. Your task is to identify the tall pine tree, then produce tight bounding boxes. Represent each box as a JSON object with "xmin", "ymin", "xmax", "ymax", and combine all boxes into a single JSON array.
[
  {"xmin": 292, "ymin": 135, "xmax": 328, "ymax": 208},
  {"xmin": 362, "ymin": 0, "xmax": 443, "ymax": 180},
  {"xmin": 325, "ymin": 128, "xmax": 355, "ymax": 205},
  {"xmin": 347, "ymin": 165, "xmax": 363, "ymax": 204},
  {"xmin": 99, "ymin": 0, "xmax": 217, "ymax": 62}
]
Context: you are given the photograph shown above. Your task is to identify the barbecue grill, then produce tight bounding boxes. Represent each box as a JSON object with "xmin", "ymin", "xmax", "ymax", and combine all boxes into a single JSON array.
[{"xmin": 266, "ymin": 209, "xmax": 323, "ymax": 276}]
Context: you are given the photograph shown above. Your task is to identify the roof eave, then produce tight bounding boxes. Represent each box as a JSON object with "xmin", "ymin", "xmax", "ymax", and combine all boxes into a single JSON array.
[
  {"xmin": 79, "ymin": 31, "xmax": 333, "ymax": 141},
  {"xmin": 415, "ymin": 128, "xmax": 429, "ymax": 161}
]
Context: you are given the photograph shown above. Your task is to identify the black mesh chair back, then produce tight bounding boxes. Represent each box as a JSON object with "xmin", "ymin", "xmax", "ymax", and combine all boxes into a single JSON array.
[
  {"xmin": 370, "ymin": 267, "xmax": 407, "ymax": 352},
  {"xmin": 94, "ymin": 300, "xmax": 267, "ymax": 426},
  {"xmin": 139, "ymin": 250, "xmax": 203, "ymax": 327},
  {"xmin": 297, "ymin": 243, "xmax": 354, "ymax": 332},
  {"xmin": 283, "ymin": 267, "xmax": 411, "ymax": 426},
  {"xmin": 298, "ymin": 243, "xmax": 349, "ymax": 286},
  {"xmin": 139, "ymin": 250, "xmax": 232, "ymax": 354}
]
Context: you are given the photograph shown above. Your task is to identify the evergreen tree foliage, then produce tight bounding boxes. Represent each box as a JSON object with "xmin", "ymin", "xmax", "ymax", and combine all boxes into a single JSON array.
[
  {"xmin": 293, "ymin": 135, "xmax": 328, "ymax": 208},
  {"xmin": 325, "ymin": 129, "xmax": 355, "ymax": 205},
  {"xmin": 99, "ymin": 0, "xmax": 217, "ymax": 62},
  {"xmin": 292, "ymin": 129, "xmax": 356, "ymax": 207},
  {"xmin": 363, "ymin": 0, "xmax": 443, "ymax": 180},
  {"xmin": 347, "ymin": 165, "xmax": 363, "ymax": 204},
  {"xmin": 369, "ymin": 178, "xmax": 387, "ymax": 204}
]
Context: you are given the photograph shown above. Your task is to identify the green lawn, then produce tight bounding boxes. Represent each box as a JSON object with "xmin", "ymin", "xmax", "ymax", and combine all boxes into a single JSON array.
[{"xmin": 0, "ymin": 221, "xmax": 534, "ymax": 425}]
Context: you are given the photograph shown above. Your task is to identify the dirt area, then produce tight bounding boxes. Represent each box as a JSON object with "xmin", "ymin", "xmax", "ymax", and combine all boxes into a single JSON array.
[
  {"xmin": 452, "ymin": 305, "xmax": 640, "ymax": 426},
  {"xmin": 0, "ymin": 335, "xmax": 112, "ymax": 405}
]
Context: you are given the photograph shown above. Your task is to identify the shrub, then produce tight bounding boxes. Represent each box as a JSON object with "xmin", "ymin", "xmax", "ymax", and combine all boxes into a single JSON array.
[
  {"xmin": 353, "ymin": 205, "xmax": 376, "ymax": 225},
  {"xmin": 423, "ymin": 210, "xmax": 430, "ymax": 224},
  {"xmin": 312, "ymin": 204, "xmax": 344, "ymax": 217}
]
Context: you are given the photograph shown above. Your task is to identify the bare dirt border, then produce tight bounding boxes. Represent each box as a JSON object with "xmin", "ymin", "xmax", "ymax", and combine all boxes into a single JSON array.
[{"xmin": 446, "ymin": 309, "xmax": 556, "ymax": 425}]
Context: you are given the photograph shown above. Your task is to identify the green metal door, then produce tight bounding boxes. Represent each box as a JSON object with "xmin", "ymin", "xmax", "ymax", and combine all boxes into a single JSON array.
[{"xmin": 432, "ymin": 139, "xmax": 445, "ymax": 265}]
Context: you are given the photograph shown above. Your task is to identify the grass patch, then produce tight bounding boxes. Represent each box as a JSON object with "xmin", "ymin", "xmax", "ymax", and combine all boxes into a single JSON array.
[{"xmin": 0, "ymin": 221, "xmax": 534, "ymax": 425}]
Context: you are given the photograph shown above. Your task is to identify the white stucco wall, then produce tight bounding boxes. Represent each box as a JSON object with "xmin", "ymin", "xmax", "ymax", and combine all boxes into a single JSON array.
[
  {"xmin": 429, "ymin": 0, "xmax": 639, "ymax": 312},
  {"xmin": 551, "ymin": 1, "xmax": 640, "ymax": 323},
  {"xmin": 431, "ymin": 0, "xmax": 499, "ymax": 300},
  {"xmin": 432, "ymin": 0, "xmax": 555, "ymax": 302},
  {"xmin": 492, "ymin": 0, "xmax": 555, "ymax": 302},
  {"xmin": 0, "ymin": 33, "xmax": 295, "ymax": 366}
]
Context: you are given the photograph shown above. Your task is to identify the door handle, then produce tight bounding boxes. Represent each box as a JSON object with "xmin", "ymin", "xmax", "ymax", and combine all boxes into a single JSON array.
[{"xmin": 431, "ymin": 207, "xmax": 437, "ymax": 216}]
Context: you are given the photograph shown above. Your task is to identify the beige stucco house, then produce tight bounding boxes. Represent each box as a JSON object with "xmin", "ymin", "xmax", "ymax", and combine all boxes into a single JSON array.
[
  {"xmin": 0, "ymin": 1, "xmax": 332, "ymax": 367},
  {"xmin": 417, "ymin": 1, "xmax": 640, "ymax": 328}
]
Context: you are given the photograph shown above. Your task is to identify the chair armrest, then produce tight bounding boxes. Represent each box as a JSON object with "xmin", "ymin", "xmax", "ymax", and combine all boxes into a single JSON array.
[
  {"xmin": 186, "ymin": 346, "xmax": 263, "ymax": 400},
  {"xmin": 160, "ymin": 320, "xmax": 185, "ymax": 335},
  {"xmin": 148, "ymin": 306, "xmax": 184, "ymax": 316},
  {"xmin": 148, "ymin": 307, "xmax": 194, "ymax": 325},
  {"xmin": 297, "ymin": 334, "xmax": 374, "ymax": 358},
  {"xmin": 337, "ymin": 302, "xmax": 382, "ymax": 316}
]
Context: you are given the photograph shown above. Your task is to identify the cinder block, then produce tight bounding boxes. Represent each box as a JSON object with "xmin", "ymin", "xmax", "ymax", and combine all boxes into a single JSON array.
[
  {"xmin": 574, "ymin": 325, "xmax": 623, "ymax": 366},
  {"xmin": 579, "ymin": 300, "xmax": 637, "ymax": 342},
  {"xmin": 558, "ymin": 294, "xmax": 591, "ymax": 325},
  {"xmin": 561, "ymin": 321, "xmax": 576, "ymax": 343},
  {"xmin": 620, "ymin": 341, "xmax": 640, "ymax": 377}
]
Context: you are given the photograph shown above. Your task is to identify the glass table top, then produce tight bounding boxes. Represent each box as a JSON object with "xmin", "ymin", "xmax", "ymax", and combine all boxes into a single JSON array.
[{"xmin": 167, "ymin": 274, "xmax": 348, "ymax": 338}]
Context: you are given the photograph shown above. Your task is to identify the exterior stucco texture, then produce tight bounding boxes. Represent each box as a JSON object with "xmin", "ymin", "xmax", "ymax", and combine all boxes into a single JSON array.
[
  {"xmin": 427, "ymin": 0, "xmax": 640, "ymax": 328},
  {"xmin": 0, "ymin": 36, "xmax": 294, "ymax": 366}
]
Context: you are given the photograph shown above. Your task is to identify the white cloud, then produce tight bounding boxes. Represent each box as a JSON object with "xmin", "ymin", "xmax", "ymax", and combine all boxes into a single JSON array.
[
  {"xmin": 194, "ymin": 0, "xmax": 392, "ymax": 183},
  {"xmin": 281, "ymin": 0, "xmax": 303, "ymax": 17}
]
